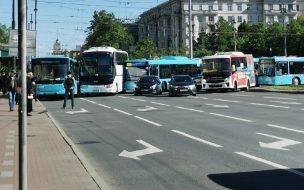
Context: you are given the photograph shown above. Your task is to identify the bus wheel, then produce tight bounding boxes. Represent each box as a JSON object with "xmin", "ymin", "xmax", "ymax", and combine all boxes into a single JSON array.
[
  {"xmin": 245, "ymin": 80, "xmax": 250, "ymax": 91},
  {"xmin": 162, "ymin": 82, "xmax": 167, "ymax": 92},
  {"xmin": 292, "ymin": 77, "xmax": 300, "ymax": 86},
  {"xmin": 233, "ymin": 82, "xmax": 238, "ymax": 92}
]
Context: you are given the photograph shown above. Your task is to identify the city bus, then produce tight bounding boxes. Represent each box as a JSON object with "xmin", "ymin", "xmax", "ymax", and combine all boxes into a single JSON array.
[
  {"xmin": 257, "ymin": 56, "xmax": 304, "ymax": 85},
  {"xmin": 123, "ymin": 56, "xmax": 202, "ymax": 92},
  {"xmin": 31, "ymin": 55, "xmax": 79, "ymax": 98},
  {"xmin": 79, "ymin": 46, "xmax": 128, "ymax": 95},
  {"xmin": 201, "ymin": 52, "xmax": 256, "ymax": 93}
]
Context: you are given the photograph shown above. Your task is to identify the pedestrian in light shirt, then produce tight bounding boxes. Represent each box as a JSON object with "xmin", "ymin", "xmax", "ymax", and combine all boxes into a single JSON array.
[{"xmin": 7, "ymin": 70, "xmax": 17, "ymax": 111}]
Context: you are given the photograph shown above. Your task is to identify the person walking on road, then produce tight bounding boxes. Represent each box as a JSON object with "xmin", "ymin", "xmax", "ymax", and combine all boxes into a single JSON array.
[
  {"xmin": 7, "ymin": 70, "xmax": 17, "ymax": 111},
  {"xmin": 62, "ymin": 71, "xmax": 75, "ymax": 109}
]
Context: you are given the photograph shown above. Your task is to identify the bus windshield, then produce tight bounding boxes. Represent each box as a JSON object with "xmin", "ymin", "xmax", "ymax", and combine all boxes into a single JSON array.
[
  {"xmin": 82, "ymin": 52, "xmax": 112, "ymax": 76},
  {"xmin": 258, "ymin": 59, "xmax": 275, "ymax": 76},
  {"xmin": 32, "ymin": 58, "xmax": 68, "ymax": 81},
  {"xmin": 203, "ymin": 58, "xmax": 230, "ymax": 73},
  {"xmin": 126, "ymin": 67, "xmax": 147, "ymax": 81}
]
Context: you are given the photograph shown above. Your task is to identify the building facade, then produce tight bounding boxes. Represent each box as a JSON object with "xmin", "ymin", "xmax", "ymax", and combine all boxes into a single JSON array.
[{"xmin": 137, "ymin": 0, "xmax": 302, "ymax": 53}]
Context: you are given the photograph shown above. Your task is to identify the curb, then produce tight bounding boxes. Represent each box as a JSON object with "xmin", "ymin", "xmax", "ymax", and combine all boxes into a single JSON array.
[
  {"xmin": 37, "ymin": 101, "xmax": 111, "ymax": 190},
  {"xmin": 250, "ymin": 87, "xmax": 304, "ymax": 94}
]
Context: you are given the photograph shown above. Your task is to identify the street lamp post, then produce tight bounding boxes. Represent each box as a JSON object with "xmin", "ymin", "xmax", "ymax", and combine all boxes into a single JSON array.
[
  {"xmin": 231, "ymin": 16, "xmax": 236, "ymax": 51},
  {"xmin": 280, "ymin": 3, "xmax": 287, "ymax": 56},
  {"xmin": 188, "ymin": 0, "xmax": 193, "ymax": 59}
]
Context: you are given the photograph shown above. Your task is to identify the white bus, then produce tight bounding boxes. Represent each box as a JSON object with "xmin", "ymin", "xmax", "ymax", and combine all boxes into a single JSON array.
[{"xmin": 80, "ymin": 46, "xmax": 129, "ymax": 95}]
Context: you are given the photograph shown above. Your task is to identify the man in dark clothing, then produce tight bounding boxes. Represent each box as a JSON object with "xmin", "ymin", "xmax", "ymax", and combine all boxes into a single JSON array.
[
  {"xmin": 26, "ymin": 71, "xmax": 33, "ymax": 116},
  {"xmin": 61, "ymin": 71, "xmax": 75, "ymax": 109},
  {"xmin": 0, "ymin": 71, "xmax": 8, "ymax": 95},
  {"xmin": 7, "ymin": 70, "xmax": 17, "ymax": 111}
]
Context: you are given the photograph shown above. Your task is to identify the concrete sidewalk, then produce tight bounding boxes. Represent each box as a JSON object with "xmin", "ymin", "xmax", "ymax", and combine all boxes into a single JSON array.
[{"xmin": 0, "ymin": 95, "xmax": 104, "ymax": 190}]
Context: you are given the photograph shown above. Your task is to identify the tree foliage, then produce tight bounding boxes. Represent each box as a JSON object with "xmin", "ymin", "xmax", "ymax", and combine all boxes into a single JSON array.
[
  {"xmin": 0, "ymin": 24, "xmax": 10, "ymax": 44},
  {"xmin": 84, "ymin": 10, "xmax": 132, "ymax": 49}
]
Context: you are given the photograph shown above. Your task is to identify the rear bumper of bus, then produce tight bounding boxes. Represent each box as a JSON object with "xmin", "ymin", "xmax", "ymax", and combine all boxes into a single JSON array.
[{"xmin": 36, "ymin": 84, "xmax": 66, "ymax": 95}]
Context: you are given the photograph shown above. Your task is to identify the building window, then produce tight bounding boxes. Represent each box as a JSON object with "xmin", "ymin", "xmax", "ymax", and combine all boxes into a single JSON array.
[
  {"xmin": 248, "ymin": 16, "xmax": 252, "ymax": 22},
  {"xmin": 288, "ymin": 4, "xmax": 293, "ymax": 11},
  {"xmin": 237, "ymin": 4, "xmax": 242, "ymax": 11},
  {"xmin": 218, "ymin": 16, "xmax": 224, "ymax": 20},
  {"xmin": 228, "ymin": 4, "xmax": 232, "ymax": 11},
  {"xmin": 278, "ymin": 16, "xmax": 282, "ymax": 22},
  {"xmin": 257, "ymin": 16, "xmax": 262, "ymax": 22},
  {"xmin": 268, "ymin": 4, "xmax": 273, "ymax": 10},
  {"xmin": 218, "ymin": 5, "xmax": 222, "ymax": 11},
  {"xmin": 288, "ymin": 16, "xmax": 294, "ymax": 21},
  {"xmin": 268, "ymin": 16, "xmax": 274, "ymax": 22},
  {"xmin": 163, "ymin": 29, "xmax": 165, "ymax": 37},
  {"xmin": 191, "ymin": 4, "xmax": 193, "ymax": 10},
  {"xmin": 208, "ymin": 4, "xmax": 213, "ymax": 11},
  {"xmin": 247, "ymin": 4, "xmax": 251, "ymax": 10},
  {"xmin": 198, "ymin": 16, "xmax": 203, "ymax": 22},
  {"xmin": 297, "ymin": 5, "xmax": 299, "ymax": 11},
  {"xmin": 199, "ymin": 4, "xmax": 203, "ymax": 10},
  {"xmin": 228, "ymin": 16, "xmax": 233, "ymax": 22},
  {"xmin": 238, "ymin": 16, "xmax": 242, "ymax": 22},
  {"xmin": 209, "ymin": 16, "xmax": 214, "ymax": 22}
]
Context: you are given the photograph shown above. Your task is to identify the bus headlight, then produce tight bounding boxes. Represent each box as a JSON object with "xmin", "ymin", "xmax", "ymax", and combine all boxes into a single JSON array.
[
  {"xmin": 224, "ymin": 77, "xmax": 230, "ymax": 83},
  {"xmin": 105, "ymin": 84, "xmax": 113, "ymax": 88}
]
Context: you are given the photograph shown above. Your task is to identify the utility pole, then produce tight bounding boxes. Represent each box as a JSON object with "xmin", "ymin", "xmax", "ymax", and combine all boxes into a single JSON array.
[
  {"xmin": 34, "ymin": 0, "xmax": 37, "ymax": 31},
  {"xmin": 12, "ymin": 0, "xmax": 16, "ymax": 71},
  {"xmin": 281, "ymin": 3, "xmax": 287, "ymax": 56},
  {"xmin": 188, "ymin": 0, "xmax": 193, "ymax": 59},
  {"xmin": 232, "ymin": 16, "xmax": 236, "ymax": 51},
  {"xmin": 18, "ymin": 0, "xmax": 28, "ymax": 189}
]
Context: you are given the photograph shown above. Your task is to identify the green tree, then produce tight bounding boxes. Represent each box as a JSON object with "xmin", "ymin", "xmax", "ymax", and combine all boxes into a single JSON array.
[
  {"xmin": 265, "ymin": 22, "xmax": 283, "ymax": 56},
  {"xmin": 0, "ymin": 24, "xmax": 10, "ymax": 44},
  {"xmin": 286, "ymin": 16, "xmax": 304, "ymax": 56},
  {"xmin": 237, "ymin": 20, "xmax": 251, "ymax": 54},
  {"xmin": 129, "ymin": 38, "xmax": 159, "ymax": 59},
  {"xmin": 84, "ymin": 10, "xmax": 132, "ymax": 49},
  {"xmin": 247, "ymin": 22, "xmax": 266, "ymax": 57}
]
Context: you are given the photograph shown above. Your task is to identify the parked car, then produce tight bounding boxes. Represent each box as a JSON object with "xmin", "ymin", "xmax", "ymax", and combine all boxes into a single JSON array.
[
  {"xmin": 133, "ymin": 75, "xmax": 162, "ymax": 96},
  {"xmin": 168, "ymin": 75, "xmax": 197, "ymax": 96}
]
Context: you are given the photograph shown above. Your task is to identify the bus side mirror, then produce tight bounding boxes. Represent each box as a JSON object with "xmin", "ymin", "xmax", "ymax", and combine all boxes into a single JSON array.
[
  {"xmin": 232, "ymin": 65, "xmax": 236, "ymax": 72},
  {"xmin": 197, "ymin": 59, "xmax": 202, "ymax": 67}
]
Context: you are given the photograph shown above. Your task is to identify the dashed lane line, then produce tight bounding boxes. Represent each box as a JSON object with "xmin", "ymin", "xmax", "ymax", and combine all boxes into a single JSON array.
[
  {"xmin": 235, "ymin": 152, "xmax": 304, "ymax": 177},
  {"xmin": 172, "ymin": 130, "xmax": 222, "ymax": 147},
  {"xmin": 134, "ymin": 116, "xmax": 162, "ymax": 127},
  {"xmin": 250, "ymin": 103, "xmax": 289, "ymax": 109},
  {"xmin": 113, "ymin": 109, "xmax": 132, "ymax": 116},
  {"xmin": 98, "ymin": 104, "xmax": 111, "ymax": 109},
  {"xmin": 131, "ymin": 98, "xmax": 146, "ymax": 102},
  {"xmin": 267, "ymin": 124, "xmax": 304, "ymax": 134},
  {"xmin": 175, "ymin": 106, "xmax": 204, "ymax": 113},
  {"xmin": 209, "ymin": 113, "xmax": 252, "ymax": 122},
  {"xmin": 150, "ymin": 102, "xmax": 170, "ymax": 106}
]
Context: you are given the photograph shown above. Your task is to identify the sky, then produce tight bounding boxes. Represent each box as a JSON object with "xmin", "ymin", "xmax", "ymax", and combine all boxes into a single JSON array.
[{"xmin": 0, "ymin": 0, "xmax": 167, "ymax": 56}]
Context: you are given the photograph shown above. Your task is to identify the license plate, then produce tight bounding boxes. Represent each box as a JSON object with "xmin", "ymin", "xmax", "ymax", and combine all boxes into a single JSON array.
[
  {"xmin": 180, "ymin": 89, "xmax": 188, "ymax": 92},
  {"xmin": 141, "ymin": 89, "xmax": 149, "ymax": 91}
]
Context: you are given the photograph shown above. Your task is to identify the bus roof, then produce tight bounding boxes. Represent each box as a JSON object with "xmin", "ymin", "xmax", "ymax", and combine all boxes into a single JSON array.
[
  {"xmin": 203, "ymin": 52, "xmax": 246, "ymax": 59},
  {"xmin": 125, "ymin": 56, "xmax": 201, "ymax": 65},
  {"xmin": 32, "ymin": 56, "xmax": 77, "ymax": 62},
  {"xmin": 259, "ymin": 56, "xmax": 304, "ymax": 62},
  {"xmin": 83, "ymin": 46, "xmax": 127, "ymax": 53}
]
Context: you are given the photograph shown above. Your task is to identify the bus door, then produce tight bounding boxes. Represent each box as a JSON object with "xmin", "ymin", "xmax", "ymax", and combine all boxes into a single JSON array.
[{"xmin": 231, "ymin": 56, "xmax": 247, "ymax": 87}]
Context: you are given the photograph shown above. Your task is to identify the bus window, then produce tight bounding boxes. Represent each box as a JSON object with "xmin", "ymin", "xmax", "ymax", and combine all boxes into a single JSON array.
[{"xmin": 160, "ymin": 65, "xmax": 170, "ymax": 79}]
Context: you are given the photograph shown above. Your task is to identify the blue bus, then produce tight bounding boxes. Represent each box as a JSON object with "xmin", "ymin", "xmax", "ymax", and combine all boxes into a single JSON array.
[
  {"xmin": 124, "ymin": 56, "xmax": 202, "ymax": 92},
  {"xmin": 258, "ymin": 56, "xmax": 304, "ymax": 85},
  {"xmin": 31, "ymin": 55, "xmax": 79, "ymax": 97},
  {"xmin": 80, "ymin": 47, "xmax": 129, "ymax": 95}
]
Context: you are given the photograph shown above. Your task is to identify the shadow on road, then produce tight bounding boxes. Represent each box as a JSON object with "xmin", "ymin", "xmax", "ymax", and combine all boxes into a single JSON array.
[{"xmin": 208, "ymin": 168, "xmax": 304, "ymax": 190}]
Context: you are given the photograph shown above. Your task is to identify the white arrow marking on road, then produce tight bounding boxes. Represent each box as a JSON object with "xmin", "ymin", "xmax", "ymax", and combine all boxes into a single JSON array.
[
  {"xmin": 257, "ymin": 133, "xmax": 301, "ymax": 150},
  {"xmin": 66, "ymin": 108, "xmax": 88, "ymax": 114},
  {"xmin": 137, "ymin": 106, "xmax": 157, "ymax": 111},
  {"xmin": 119, "ymin": 140, "xmax": 163, "ymax": 160}
]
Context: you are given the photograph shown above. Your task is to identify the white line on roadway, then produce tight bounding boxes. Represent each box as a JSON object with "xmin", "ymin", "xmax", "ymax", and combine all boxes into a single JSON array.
[
  {"xmin": 250, "ymin": 103, "xmax": 289, "ymax": 109},
  {"xmin": 172, "ymin": 130, "xmax": 222, "ymax": 147},
  {"xmin": 213, "ymin": 99, "xmax": 240, "ymax": 103},
  {"xmin": 89, "ymin": 101, "xmax": 97, "ymax": 104},
  {"xmin": 235, "ymin": 152, "xmax": 304, "ymax": 177},
  {"xmin": 190, "ymin": 96, "xmax": 208, "ymax": 99},
  {"xmin": 263, "ymin": 96, "xmax": 297, "ymax": 100},
  {"xmin": 118, "ymin": 96, "xmax": 129, "ymax": 98},
  {"xmin": 134, "ymin": 116, "xmax": 162, "ymax": 127},
  {"xmin": 131, "ymin": 98, "xmax": 146, "ymax": 102},
  {"xmin": 267, "ymin": 124, "xmax": 304, "ymax": 134},
  {"xmin": 113, "ymin": 109, "xmax": 132, "ymax": 115},
  {"xmin": 230, "ymin": 94, "xmax": 255, "ymax": 97},
  {"xmin": 270, "ymin": 101, "xmax": 301, "ymax": 105},
  {"xmin": 209, "ymin": 113, "xmax": 252, "ymax": 122},
  {"xmin": 175, "ymin": 106, "xmax": 204, "ymax": 113},
  {"xmin": 98, "ymin": 104, "xmax": 111, "ymax": 108},
  {"xmin": 150, "ymin": 102, "xmax": 170, "ymax": 106}
]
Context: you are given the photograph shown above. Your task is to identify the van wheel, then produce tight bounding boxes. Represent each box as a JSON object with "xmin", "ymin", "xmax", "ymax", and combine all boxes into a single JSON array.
[
  {"xmin": 162, "ymin": 82, "xmax": 167, "ymax": 92},
  {"xmin": 292, "ymin": 77, "xmax": 300, "ymax": 85},
  {"xmin": 233, "ymin": 82, "xmax": 238, "ymax": 92},
  {"xmin": 245, "ymin": 80, "xmax": 250, "ymax": 91}
]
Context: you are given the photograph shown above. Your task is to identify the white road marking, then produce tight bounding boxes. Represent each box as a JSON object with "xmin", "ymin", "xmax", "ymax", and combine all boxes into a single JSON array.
[
  {"xmin": 213, "ymin": 99, "xmax": 240, "ymax": 103},
  {"xmin": 257, "ymin": 133, "xmax": 301, "ymax": 150},
  {"xmin": 8, "ymin": 131, "xmax": 15, "ymax": 134},
  {"xmin": 134, "ymin": 116, "xmax": 162, "ymax": 127},
  {"xmin": 270, "ymin": 101, "xmax": 301, "ymax": 105},
  {"xmin": 190, "ymin": 96, "xmax": 208, "ymax": 99},
  {"xmin": 88, "ymin": 101, "xmax": 97, "ymax": 104},
  {"xmin": 267, "ymin": 124, "xmax": 304, "ymax": 134},
  {"xmin": 175, "ymin": 106, "xmax": 204, "ymax": 113},
  {"xmin": 150, "ymin": 101, "xmax": 170, "ymax": 106},
  {"xmin": 66, "ymin": 108, "xmax": 88, "ymax": 114},
  {"xmin": 118, "ymin": 96, "xmax": 129, "ymax": 99},
  {"xmin": 6, "ymin": 139, "xmax": 15, "ymax": 143},
  {"xmin": 172, "ymin": 130, "xmax": 222, "ymax": 147},
  {"xmin": 235, "ymin": 152, "xmax": 304, "ymax": 177},
  {"xmin": 5, "ymin": 145, "xmax": 14, "ymax": 149},
  {"xmin": 2, "ymin": 160, "xmax": 13, "ymax": 166},
  {"xmin": 79, "ymin": 98, "xmax": 86, "ymax": 100},
  {"xmin": 131, "ymin": 98, "xmax": 146, "ymax": 102},
  {"xmin": 98, "ymin": 104, "xmax": 111, "ymax": 108},
  {"xmin": 263, "ymin": 96, "xmax": 297, "ymax": 100},
  {"xmin": 250, "ymin": 103, "xmax": 289, "ymax": 109},
  {"xmin": 230, "ymin": 94, "xmax": 255, "ymax": 97},
  {"xmin": 0, "ymin": 171, "xmax": 13, "ymax": 177},
  {"xmin": 4, "ymin": 152, "xmax": 14, "ymax": 156},
  {"xmin": 119, "ymin": 140, "xmax": 163, "ymax": 160},
  {"xmin": 113, "ymin": 109, "xmax": 132, "ymax": 115},
  {"xmin": 137, "ymin": 106, "xmax": 157, "ymax": 111},
  {"xmin": 209, "ymin": 113, "xmax": 252, "ymax": 122},
  {"xmin": 7, "ymin": 135, "xmax": 14, "ymax": 138}
]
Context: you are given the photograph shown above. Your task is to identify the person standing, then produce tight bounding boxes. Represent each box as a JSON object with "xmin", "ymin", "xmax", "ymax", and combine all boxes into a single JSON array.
[
  {"xmin": 62, "ymin": 71, "xmax": 75, "ymax": 109},
  {"xmin": 7, "ymin": 70, "xmax": 17, "ymax": 111},
  {"xmin": 0, "ymin": 71, "xmax": 8, "ymax": 95},
  {"xmin": 26, "ymin": 71, "xmax": 34, "ymax": 116}
]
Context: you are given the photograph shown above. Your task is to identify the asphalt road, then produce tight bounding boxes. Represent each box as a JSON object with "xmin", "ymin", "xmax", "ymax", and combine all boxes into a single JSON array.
[{"xmin": 41, "ymin": 90, "xmax": 304, "ymax": 190}]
